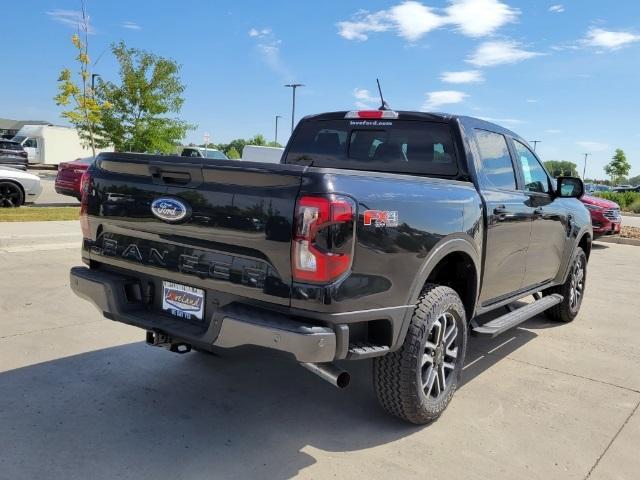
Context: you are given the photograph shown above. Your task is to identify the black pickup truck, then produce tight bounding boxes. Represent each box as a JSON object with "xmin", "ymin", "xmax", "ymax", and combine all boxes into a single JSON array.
[{"xmin": 70, "ymin": 110, "xmax": 592, "ymax": 424}]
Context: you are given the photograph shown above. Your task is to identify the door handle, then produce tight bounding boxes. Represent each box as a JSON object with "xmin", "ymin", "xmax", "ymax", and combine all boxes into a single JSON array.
[{"xmin": 493, "ymin": 205, "xmax": 509, "ymax": 215}]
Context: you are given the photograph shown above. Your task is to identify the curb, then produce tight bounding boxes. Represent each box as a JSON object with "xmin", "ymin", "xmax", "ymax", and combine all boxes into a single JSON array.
[
  {"xmin": 596, "ymin": 236, "xmax": 640, "ymax": 247},
  {"xmin": 621, "ymin": 212, "xmax": 640, "ymax": 217},
  {"xmin": 29, "ymin": 203, "xmax": 80, "ymax": 208}
]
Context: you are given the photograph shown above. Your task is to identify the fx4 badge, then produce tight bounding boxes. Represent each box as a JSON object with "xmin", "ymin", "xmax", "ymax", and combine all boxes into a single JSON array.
[{"xmin": 363, "ymin": 210, "xmax": 399, "ymax": 228}]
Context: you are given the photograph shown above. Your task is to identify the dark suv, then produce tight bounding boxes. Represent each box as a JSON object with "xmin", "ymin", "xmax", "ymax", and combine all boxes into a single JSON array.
[{"xmin": 0, "ymin": 140, "xmax": 28, "ymax": 170}]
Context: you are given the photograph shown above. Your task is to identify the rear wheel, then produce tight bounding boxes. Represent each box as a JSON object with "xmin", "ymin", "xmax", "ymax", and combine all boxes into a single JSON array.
[
  {"xmin": 0, "ymin": 181, "xmax": 24, "ymax": 208},
  {"xmin": 545, "ymin": 247, "xmax": 587, "ymax": 322},
  {"xmin": 373, "ymin": 284, "xmax": 467, "ymax": 424}
]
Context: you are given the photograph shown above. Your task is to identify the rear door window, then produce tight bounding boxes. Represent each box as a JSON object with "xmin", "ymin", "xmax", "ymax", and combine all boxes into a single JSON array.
[
  {"xmin": 285, "ymin": 119, "xmax": 458, "ymax": 176},
  {"xmin": 474, "ymin": 130, "xmax": 517, "ymax": 191}
]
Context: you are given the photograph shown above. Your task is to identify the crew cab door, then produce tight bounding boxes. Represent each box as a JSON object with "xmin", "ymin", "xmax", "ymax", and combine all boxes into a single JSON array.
[
  {"xmin": 511, "ymin": 139, "xmax": 568, "ymax": 288},
  {"xmin": 473, "ymin": 129, "xmax": 532, "ymax": 304}
]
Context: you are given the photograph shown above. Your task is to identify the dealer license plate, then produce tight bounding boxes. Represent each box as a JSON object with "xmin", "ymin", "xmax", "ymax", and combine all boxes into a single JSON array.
[{"xmin": 162, "ymin": 281, "xmax": 205, "ymax": 321}]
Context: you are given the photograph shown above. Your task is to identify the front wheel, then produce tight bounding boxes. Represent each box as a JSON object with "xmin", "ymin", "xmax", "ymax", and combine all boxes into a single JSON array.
[
  {"xmin": 545, "ymin": 247, "xmax": 587, "ymax": 322},
  {"xmin": 0, "ymin": 181, "xmax": 24, "ymax": 208},
  {"xmin": 373, "ymin": 284, "xmax": 467, "ymax": 424}
]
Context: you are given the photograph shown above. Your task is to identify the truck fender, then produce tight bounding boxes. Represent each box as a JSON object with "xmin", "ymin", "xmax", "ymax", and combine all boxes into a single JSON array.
[{"xmin": 390, "ymin": 235, "xmax": 481, "ymax": 351}]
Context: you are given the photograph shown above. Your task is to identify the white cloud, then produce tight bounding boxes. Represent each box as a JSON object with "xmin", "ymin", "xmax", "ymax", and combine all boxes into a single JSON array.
[
  {"xmin": 526, "ymin": 99, "xmax": 538, "ymax": 103},
  {"xmin": 548, "ymin": 4, "xmax": 565, "ymax": 13},
  {"xmin": 582, "ymin": 27, "xmax": 640, "ymax": 50},
  {"xmin": 422, "ymin": 90, "xmax": 467, "ymax": 110},
  {"xmin": 46, "ymin": 9, "xmax": 93, "ymax": 33},
  {"xmin": 467, "ymin": 40, "xmax": 542, "ymax": 67},
  {"xmin": 121, "ymin": 21, "xmax": 141, "ymax": 30},
  {"xmin": 440, "ymin": 70, "xmax": 484, "ymax": 83},
  {"xmin": 337, "ymin": 10, "xmax": 392, "ymax": 41},
  {"xmin": 546, "ymin": 129, "xmax": 562, "ymax": 134},
  {"xmin": 576, "ymin": 141, "xmax": 609, "ymax": 152},
  {"xmin": 337, "ymin": 0, "xmax": 518, "ymax": 42},
  {"xmin": 353, "ymin": 88, "xmax": 379, "ymax": 109},
  {"xmin": 445, "ymin": 0, "xmax": 519, "ymax": 37},
  {"xmin": 248, "ymin": 27, "xmax": 272, "ymax": 38},
  {"xmin": 248, "ymin": 29, "xmax": 293, "ymax": 80},
  {"xmin": 389, "ymin": 2, "xmax": 443, "ymax": 41}
]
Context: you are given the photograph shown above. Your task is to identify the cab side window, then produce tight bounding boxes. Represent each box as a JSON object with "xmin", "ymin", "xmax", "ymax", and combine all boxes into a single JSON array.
[
  {"xmin": 24, "ymin": 138, "xmax": 38, "ymax": 148},
  {"xmin": 513, "ymin": 140, "xmax": 550, "ymax": 194},
  {"xmin": 474, "ymin": 129, "xmax": 517, "ymax": 190}
]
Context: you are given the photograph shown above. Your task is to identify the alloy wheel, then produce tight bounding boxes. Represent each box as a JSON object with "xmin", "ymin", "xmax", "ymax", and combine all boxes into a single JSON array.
[
  {"xmin": 0, "ymin": 183, "xmax": 21, "ymax": 208},
  {"xmin": 421, "ymin": 311, "xmax": 459, "ymax": 400},
  {"xmin": 569, "ymin": 257, "xmax": 585, "ymax": 311}
]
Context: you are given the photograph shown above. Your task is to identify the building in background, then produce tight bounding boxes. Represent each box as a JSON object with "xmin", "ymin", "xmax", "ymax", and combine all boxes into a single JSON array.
[{"xmin": 0, "ymin": 118, "xmax": 51, "ymax": 139}]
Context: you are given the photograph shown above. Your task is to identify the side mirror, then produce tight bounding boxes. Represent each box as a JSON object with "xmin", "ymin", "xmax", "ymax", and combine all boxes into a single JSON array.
[{"xmin": 556, "ymin": 176, "xmax": 584, "ymax": 198}]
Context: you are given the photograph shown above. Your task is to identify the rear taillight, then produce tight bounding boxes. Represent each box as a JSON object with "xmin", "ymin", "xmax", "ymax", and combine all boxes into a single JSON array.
[
  {"xmin": 292, "ymin": 195, "xmax": 355, "ymax": 283},
  {"xmin": 79, "ymin": 170, "xmax": 92, "ymax": 239}
]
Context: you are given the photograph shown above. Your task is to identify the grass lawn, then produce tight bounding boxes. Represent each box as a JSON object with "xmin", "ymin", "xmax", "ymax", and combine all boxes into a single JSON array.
[{"xmin": 0, "ymin": 207, "xmax": 80, "ymax": 222}]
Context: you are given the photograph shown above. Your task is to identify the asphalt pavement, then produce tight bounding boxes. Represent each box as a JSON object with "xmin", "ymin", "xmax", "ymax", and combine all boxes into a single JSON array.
[{"xmin": 0, "ymin": 221, "xmax": 639, "ymax": 479}]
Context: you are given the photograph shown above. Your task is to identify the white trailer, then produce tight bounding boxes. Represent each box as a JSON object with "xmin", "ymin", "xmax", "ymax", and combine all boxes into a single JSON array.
[
  {"xmin": 241, "ymin": 145, "xmax": 284, "ymax": 164},
  {"xmin": 12, "ymin": 124, "xmax": 112, "ymax": 166}
]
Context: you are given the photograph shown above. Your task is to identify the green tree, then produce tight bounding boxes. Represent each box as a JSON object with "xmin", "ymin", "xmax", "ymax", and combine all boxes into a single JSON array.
[
  {"xmin": 54, "ymin": 5, "xmax": 109, "ymax": 156},
  {"xmin": 604, "ymin": 149, "xmax": 631, "ymax": 185},
  {"xmin": 267, "ymin": 141, "xmax": 283, "ymax": 148},
  {"xmin": 247, "ymin": 134, "xmax": 267, "ymax": 146},
  {"xmin": 226, "ymin": 146, "xmax": 241, "ymax": 159},
  {"xmin": 543, "ymin": 160, "xmax": 578, "ymax": 177},
  {"xmin": 98, "ymin": 41, "xmax": 194, "ymax": 153},
  {"xmin": 628, "ymin": 174, "xmax": 640, "ymax": 186}
]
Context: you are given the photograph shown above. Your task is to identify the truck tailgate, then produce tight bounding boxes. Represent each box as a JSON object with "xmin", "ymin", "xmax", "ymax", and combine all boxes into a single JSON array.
[{"xmin": 84, "ymin": 153, "xmax": 305, "ymax": 306}]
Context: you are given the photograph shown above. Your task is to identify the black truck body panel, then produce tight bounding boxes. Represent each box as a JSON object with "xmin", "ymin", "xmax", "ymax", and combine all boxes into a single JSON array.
[{"xmin": 73, "ymin": 111, "xmax": 592, "ymax": 360}]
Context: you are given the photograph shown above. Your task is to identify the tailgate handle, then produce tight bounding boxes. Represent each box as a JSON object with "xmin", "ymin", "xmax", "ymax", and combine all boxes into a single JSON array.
[{"xmin": 149, "ymin": 166, "xmax": 191, "ymax": 185}]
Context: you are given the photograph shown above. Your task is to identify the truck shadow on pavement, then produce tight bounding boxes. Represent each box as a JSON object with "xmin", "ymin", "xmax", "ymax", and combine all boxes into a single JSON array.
[{"xmin": 0, "ymin": 318, "xmax": 542, "ymax": 479}]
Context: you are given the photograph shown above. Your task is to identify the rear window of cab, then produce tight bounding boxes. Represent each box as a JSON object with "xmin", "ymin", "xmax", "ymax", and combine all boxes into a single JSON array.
[{"xmin": 284, "ymin": 119, "xmax": 458, "ymax": 176}]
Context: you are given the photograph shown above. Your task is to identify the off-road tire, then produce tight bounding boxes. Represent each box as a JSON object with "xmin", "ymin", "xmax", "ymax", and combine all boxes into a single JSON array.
[
  {"xmin": 545, "ymin": 247, "xmax": 587, "ymax": 323},
  {"xmin": 373, "ymin": 284, "xmax": 467, "ymax": 424}
]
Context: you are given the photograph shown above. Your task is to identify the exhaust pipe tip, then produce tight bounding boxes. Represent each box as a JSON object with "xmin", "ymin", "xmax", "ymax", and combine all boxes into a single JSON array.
[
  {"xmin": 335, "ymin": 370, "xmax": 351, "ymax": 389},
  {"xmin": 301, "ymin": 362, "xmax": 351, "ymax": 389}
]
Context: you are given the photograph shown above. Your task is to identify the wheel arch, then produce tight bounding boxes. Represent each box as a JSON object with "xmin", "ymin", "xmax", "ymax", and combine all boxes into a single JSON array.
[{"xmin": 392, "ymin": 236, "xmax": 480, "ymax": 351}]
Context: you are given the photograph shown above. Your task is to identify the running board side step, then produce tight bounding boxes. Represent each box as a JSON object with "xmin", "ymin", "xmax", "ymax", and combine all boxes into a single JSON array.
[{"xmin": 472, "ymin": 294, "xmax": 563, "ymax": 338}]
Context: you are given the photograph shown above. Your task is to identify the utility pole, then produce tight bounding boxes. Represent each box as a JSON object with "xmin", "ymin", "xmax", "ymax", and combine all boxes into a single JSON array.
[
  {"xmin": 530, "ymin": 140, "xmax": 541, "ymax": 152},
  {"xmin": 284, "ymin": 84, "xmax": 304, "ymax": 133},
  {"xmin": 91, "ymin": 73, "xmax": 101, "ymax": 92},
  {"xmin": 275, "ymin": 115, "xmax": 282, "ymax": 146},
  {"xmin": 582, "ymin": 153, "xmax": 591, "ymax": 180}
]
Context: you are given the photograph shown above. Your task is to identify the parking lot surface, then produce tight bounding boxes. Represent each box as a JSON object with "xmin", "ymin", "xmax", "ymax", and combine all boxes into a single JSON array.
[{"xmin": 0, "ymin": 223, "xmax": 638, "ymax": 480}]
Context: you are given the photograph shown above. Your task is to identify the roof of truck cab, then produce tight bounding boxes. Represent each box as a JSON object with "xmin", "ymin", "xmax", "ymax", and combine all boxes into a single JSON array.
[{"xmin": 300, "ymin": 111, "xmax": 523, "ymax": 141}]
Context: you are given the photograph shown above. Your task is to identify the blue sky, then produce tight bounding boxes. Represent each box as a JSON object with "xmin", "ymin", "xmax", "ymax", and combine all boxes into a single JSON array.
[{"xmin": 2, "ymin": 0, "xmax": 639, "ymax": 178}]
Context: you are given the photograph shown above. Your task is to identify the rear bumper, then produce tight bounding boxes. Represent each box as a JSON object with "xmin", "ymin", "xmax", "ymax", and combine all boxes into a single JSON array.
[{"xmin": 70, "ymin": 266, "xmax": 338, "ymax": 363}]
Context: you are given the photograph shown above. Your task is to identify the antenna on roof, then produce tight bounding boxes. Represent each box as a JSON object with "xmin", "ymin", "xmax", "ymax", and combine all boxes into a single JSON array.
[{"xmin": 376, "ymin": 78, "xmax": 391, "ymax": 111}]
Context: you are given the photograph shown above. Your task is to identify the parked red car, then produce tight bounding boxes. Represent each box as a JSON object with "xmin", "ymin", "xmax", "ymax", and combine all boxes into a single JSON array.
[
  {"xmin": 580, "ymin": 194, "xmax": 621, "ymax": 238},
  {"xmin": 55, "ymin": 156, "xmax": 94, "ymax": 200}
]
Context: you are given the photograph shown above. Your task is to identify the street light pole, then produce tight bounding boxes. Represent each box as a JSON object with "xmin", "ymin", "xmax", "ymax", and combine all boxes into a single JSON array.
[
  {"xmin": 284, "ymin": 84, "xmax": 304, "ymax": 133},
  {"xmin": 91, "ymin": 73, "xmax": 101, "ymax": 92},
  {"xmin": 582, "ymin": 153, "xmax": 591, "ymax": 179},
  {"xmin": 275, "ymin": 115, "xmax": 282, "ymax": 146},
  {"xmin": 530, "ymin": 140, "xmax": 541, "ymax": 152}
]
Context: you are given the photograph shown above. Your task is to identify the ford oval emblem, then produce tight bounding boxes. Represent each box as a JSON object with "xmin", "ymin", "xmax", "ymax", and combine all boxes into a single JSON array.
[{"xmin": 151, "ymin": 197, "xmax": 191, "ymax": 223}]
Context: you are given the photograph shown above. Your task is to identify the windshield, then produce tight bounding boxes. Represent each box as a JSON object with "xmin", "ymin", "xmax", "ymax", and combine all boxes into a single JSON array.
[
  {"xmin": 285, "ymin": 119, "xmax": 458, "ymax": 176},
  {"xmin": 204, "ymin": 150, "xmax": 228, "ymax": 160},
  {"xmin": 11, "ymin": 136, "xmax": 26, "ymax": 144}
]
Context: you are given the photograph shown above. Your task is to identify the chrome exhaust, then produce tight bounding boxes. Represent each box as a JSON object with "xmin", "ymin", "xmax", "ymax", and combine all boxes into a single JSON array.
[{"xmin": 300, "ymin": 362, "xmax": 351, "ymax": 389}]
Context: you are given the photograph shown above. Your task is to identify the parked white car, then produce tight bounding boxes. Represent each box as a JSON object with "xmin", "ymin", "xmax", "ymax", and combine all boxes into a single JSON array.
[{"xmin": 0, "ymin": 166, "xmax": 42, "ymax": 207}]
